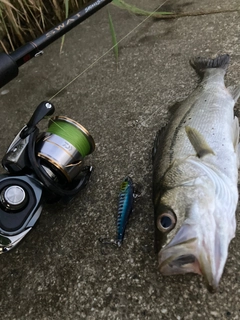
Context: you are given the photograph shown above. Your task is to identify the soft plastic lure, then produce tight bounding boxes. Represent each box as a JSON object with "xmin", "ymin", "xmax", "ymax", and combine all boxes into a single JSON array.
[{"xmin": 99, "ymin": 176, "xmax": 136, "ymax": 250}]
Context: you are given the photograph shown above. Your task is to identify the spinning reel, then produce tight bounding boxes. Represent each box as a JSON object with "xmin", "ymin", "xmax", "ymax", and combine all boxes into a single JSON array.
[
  {"xmin": 0, "ymin": 0, "xmax": 113, "ymax": 253},
  {"xmin": 0, "ymin": 101, "xmax": 95, "ymax": 253}
]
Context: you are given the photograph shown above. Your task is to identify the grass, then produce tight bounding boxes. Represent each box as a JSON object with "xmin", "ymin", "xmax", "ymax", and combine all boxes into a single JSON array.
[
  {"xmin": 107, "ymin": 9, "xmax": 118, "ymax": 62},
  {"xmin": 0, "ymin": 0, "xmax": 92, "ymax": 52},
  {"xmin": 60, "ymin": 0, "xmax": 70, "ymax": 54}
]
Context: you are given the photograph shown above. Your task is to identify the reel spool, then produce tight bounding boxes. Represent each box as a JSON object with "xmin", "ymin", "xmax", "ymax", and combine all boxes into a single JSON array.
[{"xmin": 37, "ymin": 116, "xmax": 95, "ymax": 184}]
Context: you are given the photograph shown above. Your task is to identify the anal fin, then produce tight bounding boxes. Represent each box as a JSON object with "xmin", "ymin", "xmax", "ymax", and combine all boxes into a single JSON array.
[
  {"xmin": 232, "ymin": 116, "xmax": 240, "ymax": 168},
  {"xmin": 228, "ymin": 85, "xmax": 240, "ymax": 102},
  {"xmin": 233, "ymin": 116, "xmax": 239, "ymax": 152},
  {"xmin": 185, "ymin": 126, "xmax": 215, "ymax": 158},
  {"xmin": 238, "ymin": 144, "xmax": 240, "ymax": 169}
]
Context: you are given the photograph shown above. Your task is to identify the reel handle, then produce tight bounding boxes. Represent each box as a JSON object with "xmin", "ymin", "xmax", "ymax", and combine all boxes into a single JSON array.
[{"xmin": 20, "ymin": 101, "xmax": 55, "ymax": 138}]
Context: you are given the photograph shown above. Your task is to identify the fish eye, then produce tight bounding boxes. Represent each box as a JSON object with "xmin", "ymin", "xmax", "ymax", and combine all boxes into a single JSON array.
[{"xmin": 157, "ymin": 211, "xmax": 176, "ymax": 232}]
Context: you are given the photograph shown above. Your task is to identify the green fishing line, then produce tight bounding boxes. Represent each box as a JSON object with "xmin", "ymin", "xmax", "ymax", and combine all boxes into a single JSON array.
[{"xmin": 48, "ymin": 119, "xmax": 91, "ymax": 157}]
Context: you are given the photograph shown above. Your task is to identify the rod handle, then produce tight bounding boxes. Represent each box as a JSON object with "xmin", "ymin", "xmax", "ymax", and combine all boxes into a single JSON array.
[{"xmin": 0, "ymin": 53, "xmax": 19, "ymax": 88}]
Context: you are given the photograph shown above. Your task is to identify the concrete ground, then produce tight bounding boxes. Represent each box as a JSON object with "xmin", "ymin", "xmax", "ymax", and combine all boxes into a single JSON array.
[{"xmin": 0, "ymin": 0, "xmax": 240, "ymax": 319}]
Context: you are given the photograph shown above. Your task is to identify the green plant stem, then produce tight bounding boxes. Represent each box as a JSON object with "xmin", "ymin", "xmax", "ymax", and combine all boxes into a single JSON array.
[
  {"xmin": 112, "ymin": 1, "xmax": 240, "ymax": 19},
  {"xmin": 108, "ymin": 9, "xmax": 118, "ymax": 62}
]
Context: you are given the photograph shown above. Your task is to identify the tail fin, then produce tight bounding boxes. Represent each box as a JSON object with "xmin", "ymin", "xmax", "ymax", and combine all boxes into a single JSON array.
[{"xmin": 190, "ymin": 54, "xmax": 230, "ymax": 76}]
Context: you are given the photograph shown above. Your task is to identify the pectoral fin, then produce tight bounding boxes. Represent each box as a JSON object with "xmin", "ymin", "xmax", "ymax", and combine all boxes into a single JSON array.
[{"xmin": 185, "ymin": 126, "xmax": 215, "ymax": 158}]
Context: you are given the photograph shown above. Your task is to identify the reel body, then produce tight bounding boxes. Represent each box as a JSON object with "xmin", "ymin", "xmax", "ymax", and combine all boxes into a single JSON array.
[
  {"xmin": 0, "ymin": 101, "xmax": 95, "ymax": 253},
  {"xmin": 0, "ymin": 175, "xmax": 42, "ymax": 253}
]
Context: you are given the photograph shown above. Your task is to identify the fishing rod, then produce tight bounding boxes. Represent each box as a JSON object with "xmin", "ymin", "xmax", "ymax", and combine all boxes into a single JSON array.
[
  {"xmin": 0, "ymin": 0, "xmax": 112, "ymax": 253},
  {"xmin": 0, "ymin": 0, "xmax": 112, "ymax": 89},
  {"xmin": 0, "ymin": 0, "xmax": 166, "ymax": 254}
]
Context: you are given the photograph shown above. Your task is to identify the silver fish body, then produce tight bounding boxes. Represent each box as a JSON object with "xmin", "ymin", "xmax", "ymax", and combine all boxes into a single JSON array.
[{"xmin": 153, "ymin": 54, "xmax": 240, "ymax": 291}]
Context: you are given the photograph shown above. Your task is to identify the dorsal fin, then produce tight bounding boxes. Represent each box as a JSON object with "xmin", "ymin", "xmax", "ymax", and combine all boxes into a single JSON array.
[
  {"xmin": 185, "ymin": 126, "xmax": 215, "ymax": 158},
  {"xmin": 152, "ymin": 124, "xmax": 168, "ymax": 162}
]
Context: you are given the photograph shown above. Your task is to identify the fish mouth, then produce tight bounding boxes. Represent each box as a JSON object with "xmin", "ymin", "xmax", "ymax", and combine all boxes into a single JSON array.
[
  {"xmin": 159, "ymin": 238, "xmax": 202, "ymax": 276},
  {"xmin": 158, "ymin": 224, "xmax": 229, "ymax": 292}
]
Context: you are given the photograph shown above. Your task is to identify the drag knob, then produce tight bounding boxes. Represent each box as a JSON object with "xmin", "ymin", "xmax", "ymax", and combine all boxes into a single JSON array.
[{"xmin": 0, "ymin": 185, "xmax": 28, "ymax": 211}]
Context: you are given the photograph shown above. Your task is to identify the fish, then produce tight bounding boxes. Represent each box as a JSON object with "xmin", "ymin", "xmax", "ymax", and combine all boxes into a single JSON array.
[{"xmin": 152, "ymin": 54, "xmax": 240, "ymax": 291}]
